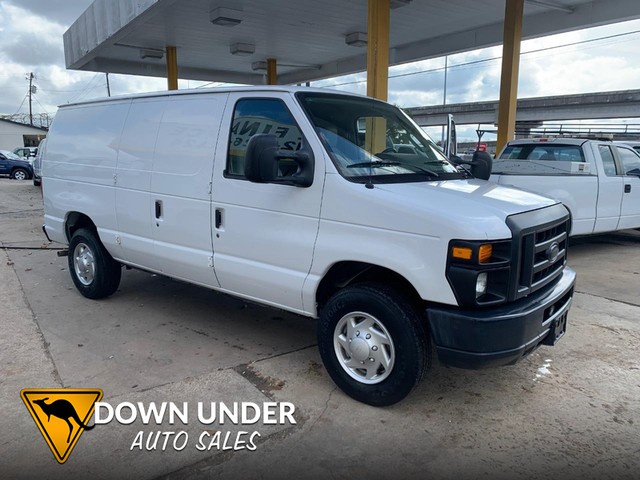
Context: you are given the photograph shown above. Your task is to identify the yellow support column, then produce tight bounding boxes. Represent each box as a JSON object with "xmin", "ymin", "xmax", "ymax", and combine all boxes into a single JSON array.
[
  {"xmin": 496, "ymin": 0, "xmax": 524, "ymax": 154},
  {"xmin": 366, "ymin": 0, "xmax": 390, "ymax": 101},
  {"xmin": 266, "ymin": 58, "xmax": 277, "ymax": 85},
  {"xmin": 166, "ymin": 46, "xmax": 178, "ymax": 91},
  {"xmin": 365, "ymin": 0, "xmax": 390, "ymax": 154}
]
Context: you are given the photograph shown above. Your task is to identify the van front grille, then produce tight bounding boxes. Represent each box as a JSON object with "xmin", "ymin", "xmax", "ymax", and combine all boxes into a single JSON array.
[
  {"xmin": 506, "ymin": 204, "xmax": 571, "ymax": 302},
  {"xmin": 517, "ymin": 219, "xmax": 568, "ymax": 298}
]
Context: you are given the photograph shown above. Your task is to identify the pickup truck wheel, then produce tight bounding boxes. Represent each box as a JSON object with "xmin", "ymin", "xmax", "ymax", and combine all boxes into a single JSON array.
[
  {"xmin": 318, "ymin": 282, "xmax": 430, "ymax": 406},
  {"xmin": 68, "ymin": 228, "xmax": 121, "ymax": 299},
  {"xmin": 11, "ymin": 168, "xmax": 28, "ymax": 180}
]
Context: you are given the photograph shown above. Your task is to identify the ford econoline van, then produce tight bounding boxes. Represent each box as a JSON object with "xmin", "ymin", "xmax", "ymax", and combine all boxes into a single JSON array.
[{"xmin": 43, "ymin": 87, "xmax": 576, "ymax": 405}]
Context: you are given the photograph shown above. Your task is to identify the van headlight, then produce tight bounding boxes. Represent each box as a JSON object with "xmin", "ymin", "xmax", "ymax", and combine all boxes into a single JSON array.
[
  {"xmin": 446, "ymin": 239, "xmax": 511, "ymax": 307},
  {"xmin": 476, "ymin": 272, "xmax": 488, "ymax": 298}
]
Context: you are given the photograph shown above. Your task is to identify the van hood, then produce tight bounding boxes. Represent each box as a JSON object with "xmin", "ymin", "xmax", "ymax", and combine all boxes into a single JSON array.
[
  {"xmin": 374, "ymin": 178, "xmax": 556, "ymax": 217},
  {"xmin": 321, "ymin": 175, "xmax": 559, "ymax": 241}
]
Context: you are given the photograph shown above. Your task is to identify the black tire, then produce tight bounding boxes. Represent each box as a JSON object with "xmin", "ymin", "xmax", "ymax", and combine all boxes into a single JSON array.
[
  {"xmin": 68, "ymin": 228, "xmax": 121, "ymax": 299},
  {"xmin": 317, "ymin": 282, "xmax": 431, "ymax": 406},
  {"xmin": 33, "ymin": 178, "xmax": 41, "ymax": 187},
  {"xmin": 11, "ymin": 168, "xmax": 29, "ymax": 180}
]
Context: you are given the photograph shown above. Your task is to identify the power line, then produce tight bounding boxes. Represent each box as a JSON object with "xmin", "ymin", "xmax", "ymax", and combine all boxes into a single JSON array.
[
  {"xmin": 67, "ymin": 73, "xmax": 102, "ymax": 103},
  {"xmin": 321, "ymin": 27, "xmax": 640, "ymax": 88},
  {"xmin": 12, "ymin": 93, "xmax": 28, "ymax": 116},
  {"xmin": 33, "ymin": 95, "xmax": 50, "ymax": 116}
]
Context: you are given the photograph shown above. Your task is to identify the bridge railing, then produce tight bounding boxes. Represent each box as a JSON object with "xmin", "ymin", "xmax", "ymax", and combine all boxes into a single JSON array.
[{"xmin": 515, "ymin": 122, "xmax": 640, "ymax": 141}]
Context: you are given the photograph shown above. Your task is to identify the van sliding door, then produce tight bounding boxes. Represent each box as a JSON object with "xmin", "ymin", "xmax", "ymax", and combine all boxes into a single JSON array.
[
  {"xmin": 149, "ymin": 95, "xmax": 224, "ymax": 287},
  {"xmin": 115, "ymin": 98, "xmax": 164, "ymax": 268}
]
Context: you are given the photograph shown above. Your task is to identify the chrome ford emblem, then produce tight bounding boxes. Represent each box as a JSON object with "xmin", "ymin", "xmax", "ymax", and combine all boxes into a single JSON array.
[{"xmin": 546, "ymin": 242, "xmax": 560, "ymax": 263}]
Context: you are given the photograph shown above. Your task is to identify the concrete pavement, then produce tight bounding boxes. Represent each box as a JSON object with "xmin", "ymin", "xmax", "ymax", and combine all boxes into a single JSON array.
[{"xmin": 1, "ymin": 178, "xmax": 638, "ymax": 479}]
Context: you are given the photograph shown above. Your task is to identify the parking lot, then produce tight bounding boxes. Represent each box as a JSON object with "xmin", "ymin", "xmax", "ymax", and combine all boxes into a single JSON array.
[{"xmin": 1, "ymin": 177, "xmax": 639, "ymax": 479}]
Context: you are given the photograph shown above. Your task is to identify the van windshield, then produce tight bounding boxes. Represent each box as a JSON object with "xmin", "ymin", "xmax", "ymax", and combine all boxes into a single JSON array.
[{"xmin": 296, "ymin": 92, "xmax": 464, "ymax": 183}]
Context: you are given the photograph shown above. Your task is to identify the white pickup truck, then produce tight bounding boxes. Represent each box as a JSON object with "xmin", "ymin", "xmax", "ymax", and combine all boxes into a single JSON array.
[{"xmin": 491, "ymin": 138, "xmax": 640, "ymax": 236}]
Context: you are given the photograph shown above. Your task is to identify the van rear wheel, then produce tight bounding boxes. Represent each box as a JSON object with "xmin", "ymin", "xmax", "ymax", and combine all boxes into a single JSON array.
[
  {"xmin": 317, "ymin": 282, "xmax": 430, "ymax": 406},
  {"xmin": 68, "ymin": 228, "xmax": 121, "ymax": 299}
]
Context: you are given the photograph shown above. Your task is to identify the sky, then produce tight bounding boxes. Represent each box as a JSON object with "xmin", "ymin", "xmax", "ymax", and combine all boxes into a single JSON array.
[{"xmin": 1, "ymin": 0, "xmax": 640, "ymax": 141}]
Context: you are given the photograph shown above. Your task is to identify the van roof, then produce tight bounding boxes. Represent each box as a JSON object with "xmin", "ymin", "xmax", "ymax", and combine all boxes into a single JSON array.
[{"xmin": 59, "ymin": 85, "xmax": 368, "ymax": 108}]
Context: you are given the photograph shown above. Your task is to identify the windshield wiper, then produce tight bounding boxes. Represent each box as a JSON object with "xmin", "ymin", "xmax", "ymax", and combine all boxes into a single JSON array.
[
  {"xmin": 347, "ymin": 160, "xmax": 439, "ymax": 177},
  {"xmin": 347, "ymin": 160, "xmax": 401, "ymax": 169}
]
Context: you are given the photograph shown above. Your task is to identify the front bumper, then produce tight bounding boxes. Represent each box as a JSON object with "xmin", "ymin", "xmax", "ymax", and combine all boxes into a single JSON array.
[{"xmin": 427, "ymin": 267, "xmax": 576, "ymax": 369}]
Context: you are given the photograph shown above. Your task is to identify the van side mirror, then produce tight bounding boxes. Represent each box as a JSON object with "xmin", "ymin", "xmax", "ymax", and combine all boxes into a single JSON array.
[
  {"xmin": 448, "ymin": 150, "xmax": 493, "ymax": 181},
  {"xmin": 470, "ymin": 150, "xmax": 493, "ymax": 180},
  {"xmin": 627, "ymin": 168, "xmax": 640, "ymax": 177},
  {"xmin": 244, "ymin": 134, "xmax": 314, "ymax": 187}
]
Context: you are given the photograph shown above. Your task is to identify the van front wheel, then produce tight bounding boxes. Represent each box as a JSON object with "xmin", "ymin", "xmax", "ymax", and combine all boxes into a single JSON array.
[
  {"xmin": 68, "ymin": 228, "xmax": 121, "ymax": 299},
  {"xmin": 317, "ymin": 283, "xmax": 430, "ymax": 406}
]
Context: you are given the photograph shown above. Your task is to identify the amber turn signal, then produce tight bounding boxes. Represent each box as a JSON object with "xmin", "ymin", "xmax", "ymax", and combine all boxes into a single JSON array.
[
  {"xmin": 479, "ymin": 244, "xmax": 493, "ymax": 263},
  {"xmin": 452, "ymin": 246, "xmax": 473, "ymax": 260}
]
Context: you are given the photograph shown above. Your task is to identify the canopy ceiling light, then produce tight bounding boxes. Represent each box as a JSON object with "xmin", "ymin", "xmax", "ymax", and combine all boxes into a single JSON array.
[
  {"xmin": 525, "ymin": 0, "xmax": 574, "ymax": 13},
  {"xmin": 230, "ymin": 43, "xmax": 255, "ymax": 56},
  {"xmin": 390, "ymin": 0, "xmax": 412, "ymax": 8},
  {"xmin": 139, "ymin": 48, "xmax": 164, "ymax": 59},
  {"xmin": 251, "ymin": 61, "xmax": 267, "ymax": 72},
  {"xmin": 210, "ymin": 6, "xmax": 243, "ymax": 26},
  {"xmin": 252, "ymin": 60, "xmax": 320, "ymax": 72},
  {"xmin": 345, "ymin": 32, "xmax": 368, "ymax": 47}
]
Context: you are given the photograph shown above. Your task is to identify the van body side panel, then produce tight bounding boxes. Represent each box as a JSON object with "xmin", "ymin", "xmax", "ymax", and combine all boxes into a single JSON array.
[
  {"xmin": 115, "ymin": 98, "xmax": 164, "ymax": 267},
  {"xmin": 43, "ymin": 101, "xmax": 130, "ymax": 255},
  {"xmin": 150, "ymin": 95, "xmax": 224, "ymax": 287},
  {"xmin": 211, "ymin": 92, "xmax": 324, "ymax": 312},
  {"xmin": 309, "ymin": 173, "xmax": 458, "ymax": 307}
]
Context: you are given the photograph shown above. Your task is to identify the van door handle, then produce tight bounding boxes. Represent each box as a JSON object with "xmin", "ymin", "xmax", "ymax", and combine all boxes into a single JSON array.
[
  {"xmin": 215, "ymin": 209, "xmax": 222, "ymax": 229},
  {"xmin": 155, "ymin": 200, "xmax": 162, "ymax": 219},
  {"xmin": 625, "ymin": 184, "xmax": 631, "ymax": 193}
]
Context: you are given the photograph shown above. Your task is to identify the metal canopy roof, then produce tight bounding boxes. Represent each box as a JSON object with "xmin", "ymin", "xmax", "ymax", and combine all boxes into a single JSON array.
[{"xmin": 64, "ymin": 0, "xmax": 640, "ymax": 85}]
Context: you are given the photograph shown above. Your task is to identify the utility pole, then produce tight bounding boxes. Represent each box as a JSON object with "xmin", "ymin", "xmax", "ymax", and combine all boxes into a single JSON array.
[
  {"xmin": 105, "ymin": 73, "xmax": 111, "ymax": 97},
  {"xmin": 27, "ymin": 72, "xmax": 35, "ymax": 126}
]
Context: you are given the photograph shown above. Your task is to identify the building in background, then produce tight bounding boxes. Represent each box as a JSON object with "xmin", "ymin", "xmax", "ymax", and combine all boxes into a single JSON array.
[{"xmin": 0, "ymin": 118, "xmax": 47, "ymax": 151}]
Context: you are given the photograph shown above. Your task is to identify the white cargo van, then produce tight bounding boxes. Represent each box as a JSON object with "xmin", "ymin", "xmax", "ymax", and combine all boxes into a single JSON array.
[{"xmin": 43, "ymin": 87, "xmax": 576, "ymax": 405}]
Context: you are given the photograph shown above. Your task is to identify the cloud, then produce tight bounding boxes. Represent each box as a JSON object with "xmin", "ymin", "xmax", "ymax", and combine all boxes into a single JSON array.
[
  {"xmin": 4, "ymin": 32, "xmax": 64, "ymax": 66},
  {"xmin": 2, "ymin": 0, "xmax": 640, "ymax": 140},
  {"xmin": 0, "ymin": 2, "xmax": 209, "ymax": 119},
  {"xmin": 3, "ymin": 0, "xmax": 93, "ymax": 27}
]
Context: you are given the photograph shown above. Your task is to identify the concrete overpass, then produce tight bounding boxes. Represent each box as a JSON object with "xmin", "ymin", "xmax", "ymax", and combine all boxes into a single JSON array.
[{"xmin": 407, "ymin": 89, "xmax": 640, "ymax": 126}]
